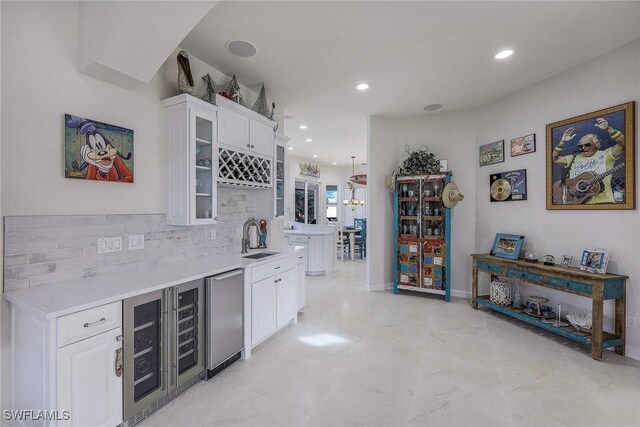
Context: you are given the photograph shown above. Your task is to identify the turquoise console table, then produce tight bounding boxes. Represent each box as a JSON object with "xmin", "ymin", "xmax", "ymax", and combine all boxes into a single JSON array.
[{"xmin": 471, "ymin": 254, "xmax": 627, "ymax": 360}]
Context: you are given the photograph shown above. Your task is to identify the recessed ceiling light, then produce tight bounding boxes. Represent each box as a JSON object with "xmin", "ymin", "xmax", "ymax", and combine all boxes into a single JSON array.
[
  {"xmin": 305, "ymin": 138, "xmax": 313, "ymax": 142},
  {"xmin": 356, "ymin": 82, "xmax": 370, "ymax": 91},
  {"xmin": 313, "ymin": 154, "xmax": 318, "ymax": 158},
  {"xmin": 287, "ymin": 147, "xmax": 294, "ymax": 150},
  {"xmin": 423, "ymin": 104, "xmax": 442, "ymax": 111},
  {"xmin": 226, "ymin": 40, "xmax": 257, "ymax": 58},
  {"xmin": 494, "ymin": 49, "xmax": 515, "ymax": 60},
  {"xmin": 284, "ymin": 115, "xmax": 294, "ymax": 120},
  {"xmin": 299, "ymin": 125, "xmax": 308, "ymax": 130},
  {"xmin": 332, "ymin": 162, "xmax": 337, "ymax": 165}
]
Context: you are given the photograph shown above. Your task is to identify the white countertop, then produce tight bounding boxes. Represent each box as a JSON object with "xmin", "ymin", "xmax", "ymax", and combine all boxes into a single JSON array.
[
  {"xmin": 4, "ymin": 247, "xmax": 304, "ymax": 320},
  {"xmin": 284, "ymin": 229, "xmax": 334, "ymax": 236}
]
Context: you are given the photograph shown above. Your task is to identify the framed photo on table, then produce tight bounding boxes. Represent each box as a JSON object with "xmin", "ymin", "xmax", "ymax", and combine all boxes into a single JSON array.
[
  {"xmin": 490, "ymin": 233, "xmax": 525, "ymax": 260},
  {"xmin": 546, "ymin": 102, "xmax": 635, "ymax": 210},
  {"xmin": 580, "ymin": 249, "xmax": 609, "ymax": 274}
]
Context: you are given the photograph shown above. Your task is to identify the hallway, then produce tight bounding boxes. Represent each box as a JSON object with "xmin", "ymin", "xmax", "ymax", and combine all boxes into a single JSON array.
[{"xmin": 142, "ymin": 260, "xmax": 640, "ymax": 426}]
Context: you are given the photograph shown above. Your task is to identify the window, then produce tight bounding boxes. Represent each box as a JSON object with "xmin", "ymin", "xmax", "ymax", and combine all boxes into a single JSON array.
[{"xmin": 326, "ymin": 184, "xmax": 338, "ymax": 222}]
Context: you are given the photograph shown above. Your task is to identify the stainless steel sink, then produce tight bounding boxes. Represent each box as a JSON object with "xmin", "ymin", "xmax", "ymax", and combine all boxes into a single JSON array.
[{"xmin": 243, "ymin": 252, "xmax": 278, "ymax": 260}]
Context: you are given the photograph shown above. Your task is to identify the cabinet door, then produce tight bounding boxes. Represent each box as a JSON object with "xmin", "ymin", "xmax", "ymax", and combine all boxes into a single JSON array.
[
  {"xmin": 251, "ymin": 276, "xmax": 277, "ymax": 346},
  {"xmin": 276, "ymin": 268, "xmax": 297, "ymax": 329},
  {"xmin": 308, "ymin": 236, "xmax": 325, "ymax": 273},
  {"xmin": 191, "ymin": 105, "xmax": 218, "ymax": 224},
  {"xmin": 218, "ymin": 105, "xmax": 250, "ymax": 150},
  {"xmin": 250, "ymin": 119, "xmax": 275, "ymax": 157},
  {"xmin": 57, "ymin": 327, "xmax": 123, "ymax": 427},
  {"xmin": 296, "ymin": 259, "xmax": 306, "ymax": 311}
]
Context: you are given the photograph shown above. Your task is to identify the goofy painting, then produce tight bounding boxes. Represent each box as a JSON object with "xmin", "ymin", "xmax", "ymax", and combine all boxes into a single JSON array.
[{"xmin": 65, "ymin": 114, "xmax": 134, "ymax": 183}]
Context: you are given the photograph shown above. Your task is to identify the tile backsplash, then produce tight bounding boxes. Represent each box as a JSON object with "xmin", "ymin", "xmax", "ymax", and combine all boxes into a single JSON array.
[{"xmin": 3, "ymin": 187, "xmax": 263, "ymax": 292}]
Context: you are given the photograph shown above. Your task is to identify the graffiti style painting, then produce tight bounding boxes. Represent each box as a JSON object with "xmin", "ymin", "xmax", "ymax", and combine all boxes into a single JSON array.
[{"xmin": 64, "ymin": 114, "xmax": 134, "ymax": 183}]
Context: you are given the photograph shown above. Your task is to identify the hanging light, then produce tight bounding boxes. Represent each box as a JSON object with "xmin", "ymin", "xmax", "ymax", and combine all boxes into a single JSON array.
[{"xmin": 343, "ymin": 156, "xmax": 365, "ymax": 210}]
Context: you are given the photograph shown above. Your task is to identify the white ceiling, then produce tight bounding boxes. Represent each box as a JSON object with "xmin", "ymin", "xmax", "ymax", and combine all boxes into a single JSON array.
[{"xmin": 181, "ymin": 1, "xmax": 640, "ymax": 166}]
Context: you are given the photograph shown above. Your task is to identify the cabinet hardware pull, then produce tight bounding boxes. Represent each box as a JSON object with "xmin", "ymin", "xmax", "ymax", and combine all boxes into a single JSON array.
[
  {"xmin": 84, "ymin": 318, "xmax": 106, "ymax": 328},
  {"xmin": 251, "ymin": 145, "xmax": 255, "ymax": 148},
  {"xmin": 246, "ymin": 144, "xmax": 251, "ymax": 148},
  {"xmin": 116, "ymin": 335, "xmax": 124, "ymax": 342},
  {"xmin": 274, "ymin": 266, "xmax": 281, "ymax": 269},
  {"xmin": 214, "ymin": 217, "xmax": 218, "ymax": 220},
  {"xmin": 115, "ymin": 347, "xmax": 123, "ymax": 377}
]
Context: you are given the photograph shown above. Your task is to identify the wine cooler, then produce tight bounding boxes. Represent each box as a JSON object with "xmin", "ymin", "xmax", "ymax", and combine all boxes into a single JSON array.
[{"xmin": 123, "ymin": 280, "xmax": 205, "ymax": 421}]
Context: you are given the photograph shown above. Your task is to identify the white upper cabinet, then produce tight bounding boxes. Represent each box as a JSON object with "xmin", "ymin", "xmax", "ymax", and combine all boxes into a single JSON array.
[
  {"xmin": 216, "ymin": 95, "xmax": 276, "ymax": 157},
  {"xmin": 218, "ymin": 103, "xmax": 249, "ymax": 149},
  {"xmin": 163, "ymin": 94, "xmax": 218, "ymax": 226}
]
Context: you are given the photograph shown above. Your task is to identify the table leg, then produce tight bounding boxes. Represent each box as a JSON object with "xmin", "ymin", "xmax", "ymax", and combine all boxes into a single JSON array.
[
  {"xmin": 591, "ymin": 289, "xmax": 604, "ymax": 360},
  {"xmin": 350, "ymin": 233, "xmax": 355, "ymax": 260},
  {"xmin": 615, "ymin": 297, "xmax": 626, "ymax": 355},
  {"xmin": 472, "ymin": 262, "xmax": 478, "ymax": 309}
]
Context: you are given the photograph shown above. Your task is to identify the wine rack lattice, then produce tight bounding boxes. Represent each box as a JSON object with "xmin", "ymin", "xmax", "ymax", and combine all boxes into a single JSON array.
[{"xmin": 218, "ymin": 147, "xmax": 272, "ymax": 188}]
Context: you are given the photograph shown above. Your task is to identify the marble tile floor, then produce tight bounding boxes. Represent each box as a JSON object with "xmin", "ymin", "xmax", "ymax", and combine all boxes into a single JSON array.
[{"xmin": 140, "ymin": 260, "xmax": 640, "ymax": 427}]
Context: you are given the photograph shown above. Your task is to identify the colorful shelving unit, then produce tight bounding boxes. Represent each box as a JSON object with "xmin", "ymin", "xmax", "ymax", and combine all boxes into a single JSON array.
[{"xmin": 393, "ymin": 174, "xmax": 452, "ymax": 301}]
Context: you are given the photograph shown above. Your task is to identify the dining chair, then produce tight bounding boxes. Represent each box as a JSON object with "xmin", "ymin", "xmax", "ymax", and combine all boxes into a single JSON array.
[
  {"xmin": 354, "ymin": 218, "xmax": 367, "ymax": 258},
  {"xmin": 336, "ymin": 228, "xmax": 349, "ymax": 261}
]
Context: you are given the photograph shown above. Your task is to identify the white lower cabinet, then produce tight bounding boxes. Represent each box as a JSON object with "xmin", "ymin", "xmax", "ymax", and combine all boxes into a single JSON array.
[
  {"xmin": 251, "ymin": 276, "xmax": 278, "ymax": 345},
  {"xmin": 276, "ymin": 269, "xmax": 297, "ymax": 329},
  {"xmin": 248, "ymin": 254, "xmax": 300, "ymax": 349},
  {"xmin": 9, "ymin": 301, "xmax": 123, "ymax": 427},
  {"xmin": 57, "ymin": 327, "xmax": 123, "ymax": 427},
  {"xmin": 296, "ymin": 254, "xmax": 306, "ymax": 311}
]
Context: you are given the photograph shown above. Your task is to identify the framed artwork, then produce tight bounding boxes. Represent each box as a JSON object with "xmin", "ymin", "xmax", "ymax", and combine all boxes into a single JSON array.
[
  {"xmin": 490, "ymin": 169, "xmax": 527, "ymax": 202},
  {"xmin": 546, "ymin": 102, "xmax": 635, "ymax": 210},
  {"xmin": 64, "ymin": 114, "xmax": 134, "ymax": 183},
  {"xmin": 561, "ymin": 255, "xmax": 573, "ymax": 268},
  {"xmin": 490, "ymin": 233, "xmax": 525, "ymax": 260},
  {"xmin": 479, "ymin": 140, "xmax": 504, "ymax": 166},
  {"xmin": 580, "ymin": 249, "xmax": 610, "ymax": 274},
  {"xmin": 511, "ymin": 134, "xmax": 536, "ymax": 157}
]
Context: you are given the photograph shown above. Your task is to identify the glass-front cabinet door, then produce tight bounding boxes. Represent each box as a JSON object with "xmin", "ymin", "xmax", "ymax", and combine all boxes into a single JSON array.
[
  {"xmin": 397, "ymin": 178, "xmax": 421, "ymax": 288},
  {"xmin": 420, "ymin": 176, "xmax": 447, "ymax": 292},
  {"xmin": 275, "ymin": 144, "xmax": 285, "ymax": 217},
  {"xmin": 192, "ymin": 107, "xmax": 217, "ymax": 224},
  {"xmin": 173, "ymin": 280, "xmax": 205, "ymax": 388}
]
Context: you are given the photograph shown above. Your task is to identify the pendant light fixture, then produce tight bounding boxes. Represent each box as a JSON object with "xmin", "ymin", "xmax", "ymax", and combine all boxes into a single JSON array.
[{"xmin": 344, "ymin": 156, "xmax": 365, "ymax": 210}]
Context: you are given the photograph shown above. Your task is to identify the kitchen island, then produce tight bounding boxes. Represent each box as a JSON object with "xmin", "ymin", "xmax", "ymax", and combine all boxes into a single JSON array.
[{"xmin": 284, "ymin": 224, "xmax": 336, "ymax": 275}]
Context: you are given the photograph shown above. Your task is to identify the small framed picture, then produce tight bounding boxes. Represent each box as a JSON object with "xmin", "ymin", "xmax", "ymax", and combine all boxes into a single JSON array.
[
  {"xmin": 479, "ymin": 140, "xmax": 504, "ymax": 167},
  {"xmin": 561, "ymin": 255, "xmax": 573, "ymax": 268},
  {"xmin": 490, "ymin": 233, "xmax": 525, "ymax": 260},
  {"xmin": 580, "ymin": 248, "xmax": 610, "ymax": 274},
  {"xmin": 510, "ymin": 134, "xmax": 536, "ymax": 157}
]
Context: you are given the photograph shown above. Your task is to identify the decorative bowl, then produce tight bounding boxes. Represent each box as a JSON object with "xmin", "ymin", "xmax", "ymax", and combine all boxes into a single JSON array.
[
  {"xmin": 525, "ymin": 301, "xmax": 552, "ymax": 314},
  {"xmin": 566, "ymin": 309, "xmax": 592, "ymax": 330}
]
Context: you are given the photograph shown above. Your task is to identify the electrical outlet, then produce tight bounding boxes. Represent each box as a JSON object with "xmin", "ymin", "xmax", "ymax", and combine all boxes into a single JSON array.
[
  {"xmin": 626, "ymin": 316, "xmax": 637, "ymax": 329},
  {"xmin": 235, "ymin": 227, "xmax": 243, "ymax": 238},
  {"xmin": 98, "ymin": 237, "xmax": 123, "ymax": 254},
  {"xmin": 128, "ymin": 234, "xmax": 145, "ymax": 251},
  {"xmin": 210, "ymin": 229, "xmax": 217, "ymax": 240}
]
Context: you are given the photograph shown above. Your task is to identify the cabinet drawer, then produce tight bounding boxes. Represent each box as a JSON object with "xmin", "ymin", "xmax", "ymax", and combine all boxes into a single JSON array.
[
  {"xmin": 507, "ymin": 268, "xmax": 542, "ymax": 284},
  {"xmin": 477, "ymin": 261, "xmax": 503, "ymax": 274},
  {"xmin": 287, "ymin": 234, "xmax": 310, "ymax": 244},
  {"xmin": 546, "ymin": 276, "xmax": 592, "ymax": 295},
  {"xmin": 57, "ymin": 301, "xmax": 122, "ymax": 348},
  {"xmin": 251, "ymin": 257, "xmax": 297, "ymax": 283},
  {"xmin": 296, "ymin": 253, "xmax": 306, "ymax": 265}
]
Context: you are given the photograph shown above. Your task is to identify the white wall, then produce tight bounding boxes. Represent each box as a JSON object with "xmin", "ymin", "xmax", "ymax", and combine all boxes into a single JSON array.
[
  {"xmin": 367, "ymin": 116, "xmax": 401, "ymax": 291},
  {"xmin": 474, "ymin": 38, "xmax": 640, "ymax": 357}
]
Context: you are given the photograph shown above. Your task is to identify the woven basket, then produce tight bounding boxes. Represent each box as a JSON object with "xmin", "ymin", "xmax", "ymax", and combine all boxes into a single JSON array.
[{"xmin": 490, "ymin": 281, "xmax": 511, "ymax": 306}]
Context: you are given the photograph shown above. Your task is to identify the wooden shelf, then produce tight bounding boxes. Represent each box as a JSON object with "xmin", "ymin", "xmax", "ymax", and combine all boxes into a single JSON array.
[
  {"xmin": 400, "ymin": 216, "xmax": 418, "ymax": 220},
  {"xmin": 476, "ymin": 296, "xmax": 623, "ymax": 348},
  {"xmin": 423, "ymin": 197, "xmax": 442, "ymax": 202},
  {"xmin": 399, "ymin": 197, "xmax": 419, "ymax": 202},
  {"xmin": 423, "ymin": 216, "xmax": 443, "ymax": 221}
]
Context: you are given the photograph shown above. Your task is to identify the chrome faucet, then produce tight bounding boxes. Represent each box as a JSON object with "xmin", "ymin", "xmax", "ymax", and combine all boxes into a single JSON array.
[{"xmin": 241, "ymin": 218, "xmax": 259, "ymax": 253}]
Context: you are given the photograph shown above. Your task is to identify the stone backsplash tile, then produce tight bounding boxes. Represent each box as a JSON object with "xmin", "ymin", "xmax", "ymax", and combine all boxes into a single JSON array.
[{"xmin": 3, "ymin": 187, "xmax": 262, "ymax": 291}]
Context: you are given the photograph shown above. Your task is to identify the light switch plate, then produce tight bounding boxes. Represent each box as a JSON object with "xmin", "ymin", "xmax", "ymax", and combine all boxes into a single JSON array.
[
  {"xmin": 98, "ymin": 237, "xmax": 123, "ymax": 254},
  {"xmin": 129, "ymin": 234, "xmax": 145, "ymax": 251}
]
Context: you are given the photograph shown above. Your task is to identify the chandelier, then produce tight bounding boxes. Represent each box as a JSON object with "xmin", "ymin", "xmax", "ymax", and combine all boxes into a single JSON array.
[{"xmin": 343, "ymin": 156, "xmax": 365, "ymax": 209}]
